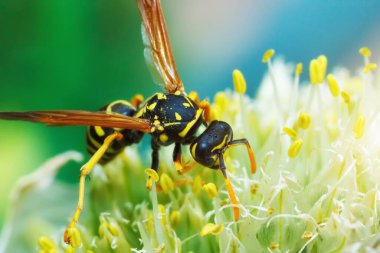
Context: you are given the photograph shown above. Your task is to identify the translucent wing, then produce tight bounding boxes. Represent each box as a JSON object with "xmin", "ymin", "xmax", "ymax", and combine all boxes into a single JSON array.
[
  {"xmin": 0, "ymin": 110, "xmax": 152, "ymax": 133},
  {"xmin": 137, "ymin": 0, "xmax": 184, "ymax": 93}
]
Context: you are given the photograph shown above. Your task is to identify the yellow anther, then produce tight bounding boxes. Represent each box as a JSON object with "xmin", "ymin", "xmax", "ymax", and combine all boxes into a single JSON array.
[
  {"xmin": 359, "ymin": 47, "xmax": 372, "ymax": 57},
  {"xmin": 66, "ymin": 227, "xmax": 82, "ymax": 248},
  {"xmin": 250, "ymin": 183, "xmax": 259, "ymax": 195},
  {"xmin": 160, "ymin": 173, "xmax": 174, "ymax": 193},
  {"xmin": 297, "ymin": 112, "xmax": 311, "ymax": 129},
  {"xmin": 283, "ymin": 127, "xmax": 297, "ymax": 139},
  {"xmin": 288, "ymin": 139, "xmax": 304, "ymax": 158},
  {"xmin": 38, "ymin": 236, "xmax": 57, "ymax": 252},
  {"xmin": 309, "ymin": 55, "xmax": 328, "ymax": 84},
  {"xmin": 232, "ymin": 69, "xmax": 247, "ymax": 94},
  {"xmin": 108, "ymin": 224, "xmax": 119, "ymax": 237},
  {"xmin": 295, "ymin": 63, "xmax": 303, "ymax": 76},
  {"xmin": 267, "ymin": 207, "xmax": 274, "ymax": 215},
  {"xmin": 158, "ymin": 204, "xmax": 166, "ymax": 215},
  {"xmin": 341, "ymin": 91, "xmax": 350, "ymax": 104},
  {"xmin": 363, "ymin": 63, "xmax": 377, "ymax": 73},
  {"xmin": 309, "ymin": 59, "xmax": 319, "ymax": 85},
  {"xmin": 145, "ymin": 168, "xmax": 159, "ymax": 182},
  {"xmin": 66, "ymin": 245, "xmax": 75, "ymax": 253},
  {"xmin": 200, "ymin": 223, "xmax": 224, "ymax": 236},
  {"xmin": 270, "ymin": 242, "xmax": 280, "ymax": 250},
  {"xmin": 262, "ymin": 49, "xmax": 275, "ymax": 63},
  {"xmin": 192, "ymin": 175, "xmax": 203, "ymax": 195},
  {"xmin": 303, "ymin": 231, "xmax": 313, "ymax": 240},
  {"xmin": 326, "ymin": 74, "xmax": 340, "ymax": 97},
  {"xmin": 317, "ymin": 55, "xmax": 328, "ymax": 83},
  {"xmin": 214, "ymin": 92, "xmax": 227, "ymax": 107},
  {"xmin": 203, "ymin": 182, "xmax": 218, "ymax": 198},
  {"xmin": 354, "ymin": 115, "xmax": 366, "ymax": 139},
  {"xmin": 170, "ymin": 211, "xmax": 181, "ymax": 227},
  {"xmin": 99, "ymin": 222, "xmax": 118, "ymax": 237}
]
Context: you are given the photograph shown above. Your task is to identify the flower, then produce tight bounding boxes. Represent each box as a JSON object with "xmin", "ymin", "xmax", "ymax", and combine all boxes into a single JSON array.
[{"xmin": 1, "ymin": 48, "xmax": 380, "ymax": 252}]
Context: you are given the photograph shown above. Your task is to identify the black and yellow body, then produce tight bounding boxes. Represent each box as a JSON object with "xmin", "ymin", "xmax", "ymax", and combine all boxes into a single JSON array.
[{"xmin": 86, "ymin": 100, "xmax": 144, "ymax": 164}]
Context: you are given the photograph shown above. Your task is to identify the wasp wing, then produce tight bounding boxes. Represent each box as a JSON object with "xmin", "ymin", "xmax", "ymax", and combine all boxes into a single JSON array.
[
  {"xmin": 0, "ymin": 110, "xmax": 153, "ymax": 133},
  {"xmin": 137, "ymin": 0, "xmax": 184, "ymax": 94}
]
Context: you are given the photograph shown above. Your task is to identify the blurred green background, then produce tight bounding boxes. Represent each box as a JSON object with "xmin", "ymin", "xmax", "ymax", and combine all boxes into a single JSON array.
[{"xmin": 0, "ymin": 0, "xmax": 379, "ymax": 229}]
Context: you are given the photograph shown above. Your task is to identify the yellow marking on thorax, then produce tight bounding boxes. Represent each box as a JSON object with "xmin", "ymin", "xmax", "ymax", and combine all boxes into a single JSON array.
[
  {"xmin": 175, "ymin": 112, "xmax": 182, "ymax": 120},
  {"xmin": 157, "ymin": 93, "xmax": 167, "ymax": 100},
  {"xmin": 178, "ymin": 108, "xmax": 203, "ymax": 138},
  {"xmin": 191, "ymin": 143, "xmax": 198, "ymax": 157},
  {"xmin": 147, "ymin": 102, "xmax": 157, "ymax": 111},
  {"xmin": 211, "ymin": 135, "xmax": 229, "ymax": 152},
  {"xmin": 94, "ymin": 126, "xmax": 105, "ymax": 137},
  {"xmin": 184, "ymin": 96, "xmax": 195, "ymax": 108},
  {"xmin": 159, "ymin": 134, "xmax": 169, "ymax": 143},
  {"xmin": 183, "ymin": 103, "xmax": 191, "ymax": 108}
]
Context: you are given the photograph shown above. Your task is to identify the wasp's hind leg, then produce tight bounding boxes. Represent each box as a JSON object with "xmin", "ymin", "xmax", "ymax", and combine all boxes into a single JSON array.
[
  {"xmin": 173, "ymin": 143, "xmax": 196, "ymax": 175},
  {"xmin": 146, "ymin": 139, "xmax": 160, "ymax": 190},
  {"xmin": 64, "ymin": 131, "xmax": 123, "ymax": 244}
]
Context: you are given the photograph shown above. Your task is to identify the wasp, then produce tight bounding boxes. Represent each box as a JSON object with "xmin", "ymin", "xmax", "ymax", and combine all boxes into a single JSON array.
[{"xmin": 0, "ymin": 0, "xmax": 256, "ymax": 244}]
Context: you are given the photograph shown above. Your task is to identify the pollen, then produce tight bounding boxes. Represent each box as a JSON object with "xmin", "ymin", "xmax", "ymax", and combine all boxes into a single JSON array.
[
  {"xmin": 262, "ymin": 49, "xmax": 275, "ymax": 63},
  {"xmin": 192, "ymin": 175, "xmax": 202, "ymax": 195},
  {"xmin": 38, "ymin": 236, "xmax": 57, "ymax": 252},
  {"xmin": 203, "ymin": 182, "xmax": 218, "ymax": 198},
  {"xmin": 288, "ymin": 139, "xmax": 304, "ymax": 158},
  {"xmin": 66, "ymin": 227, "xmax": 82, "ymax": 248},
  {"xmin": 327, "ymin": 74, "xmax": 340, "ymax": 97},
  {"xmin": 170, "ymin": 211, "xmax": 181, "ymax": 227},
  {"xmin": 66, "ymin": 245, "xmax": 75, "ymax": 253},
  {"xmin": 295, "ymin": 63, "xmax": 303, "ymax": 76},
  {"xmin": 309, "ymin": 55, "xmax": 328, "ymax": 84},
  {"xmin": 160, "ymin": 173, "xmax": 174, "ymax": 193},
  {"xmin": 145, "ymin": 168, "xmax": 159, "ymax": 182},
  {"xmin": 200, "ymin": 223, "xmax": 224, "ymax": 236},
  {"xmin": 303, "ymin": 231, "xmax": 313, "ymax": 240},
  {"xmin": 283, "ymin": 127, "xmax": 297, "ymax": 139},
  {"xmin": 232, "ymin": 69, "xmax": 247, "ymax": 94},
  {"xmin": 341, "ymin": 91, "xmax": 351, "ymax": 104},
  {"xmin": 297, "ymin": 112, "xmax": 311, "ymax": 129},
  {"xmin": 363, "ymin": 63, "xmax": 377, "ymax": 74},
  {"xmin": 354, "ymin": 115, "xmax": 366, "ymax": 139},
  {"xmin": 359, "ymin": 47, "xmax": 372, "ymax": 57},
  {"xmin": 309, "ymin": 59, "xmax": 319, "ymax": 85}
]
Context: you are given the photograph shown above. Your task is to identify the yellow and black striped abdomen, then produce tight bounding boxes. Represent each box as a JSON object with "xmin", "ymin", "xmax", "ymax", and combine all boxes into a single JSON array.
[{"xmin": 86, "ymin": 100, "xmax": 145, "ymax": 164}]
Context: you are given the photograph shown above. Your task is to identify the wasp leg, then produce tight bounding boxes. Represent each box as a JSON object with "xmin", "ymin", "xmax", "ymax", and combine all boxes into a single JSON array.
[
  {"xmin": 173, "ymin": 143, "xmax": 196, "ymax": 174},
  {"xmin": 219, "ymin": 153, "xmax": 240, "ymax": 221},
  {"xmin": 146, "ymin": 139, "xmax": 160, "ymax": 190},
  {"xmin": 227, "ymin": 139, "xmax": 256, "ymax": 174},
  {"xmin": 64, "ymin": 131, "xmax": 123, "ymax": 244},
  {"xmin": 131, "ymin": 94, "xmax": 144, "ymax": 108},
  {"xmin": 188, "ymin": 91, "xmax": 211, "ymax": 123}
]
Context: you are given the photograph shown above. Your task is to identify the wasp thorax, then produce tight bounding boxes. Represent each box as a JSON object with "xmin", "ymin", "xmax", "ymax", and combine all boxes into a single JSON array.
[{"xmin": 190, "ymin": 121, "xmax": 233, "ymax": 169}]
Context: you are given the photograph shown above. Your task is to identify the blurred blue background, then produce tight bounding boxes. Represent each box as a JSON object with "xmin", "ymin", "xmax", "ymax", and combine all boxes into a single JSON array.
[{"xmin": 0, "ymin": 0, "xmax": 379, "ymax": 227}]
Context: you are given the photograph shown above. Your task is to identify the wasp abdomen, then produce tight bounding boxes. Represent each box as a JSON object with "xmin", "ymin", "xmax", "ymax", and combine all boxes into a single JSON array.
[{"xmin": 86, "ymin": 100, "xmax": 144, "ymax": 164}]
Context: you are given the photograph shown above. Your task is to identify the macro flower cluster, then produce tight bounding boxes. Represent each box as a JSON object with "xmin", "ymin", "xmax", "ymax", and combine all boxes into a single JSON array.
[{"xmin": 0, "ymin": 48, "xmax": 379, "ymax": 253}]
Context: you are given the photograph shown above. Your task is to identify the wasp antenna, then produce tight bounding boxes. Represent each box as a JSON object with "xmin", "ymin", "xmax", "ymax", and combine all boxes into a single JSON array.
[
  {"xmin": 227, "ymin": 139, "xmax": 256, "ymax": 174},
  {"xmin": 219, "ymin": 153, "xmax": 240, "ymax": 221}
]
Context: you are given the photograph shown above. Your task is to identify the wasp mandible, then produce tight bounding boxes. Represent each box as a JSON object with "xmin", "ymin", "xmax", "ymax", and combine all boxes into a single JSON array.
[{"xmin": 0, "ymin": 0, "xmax": 257, "ymax": 244}]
